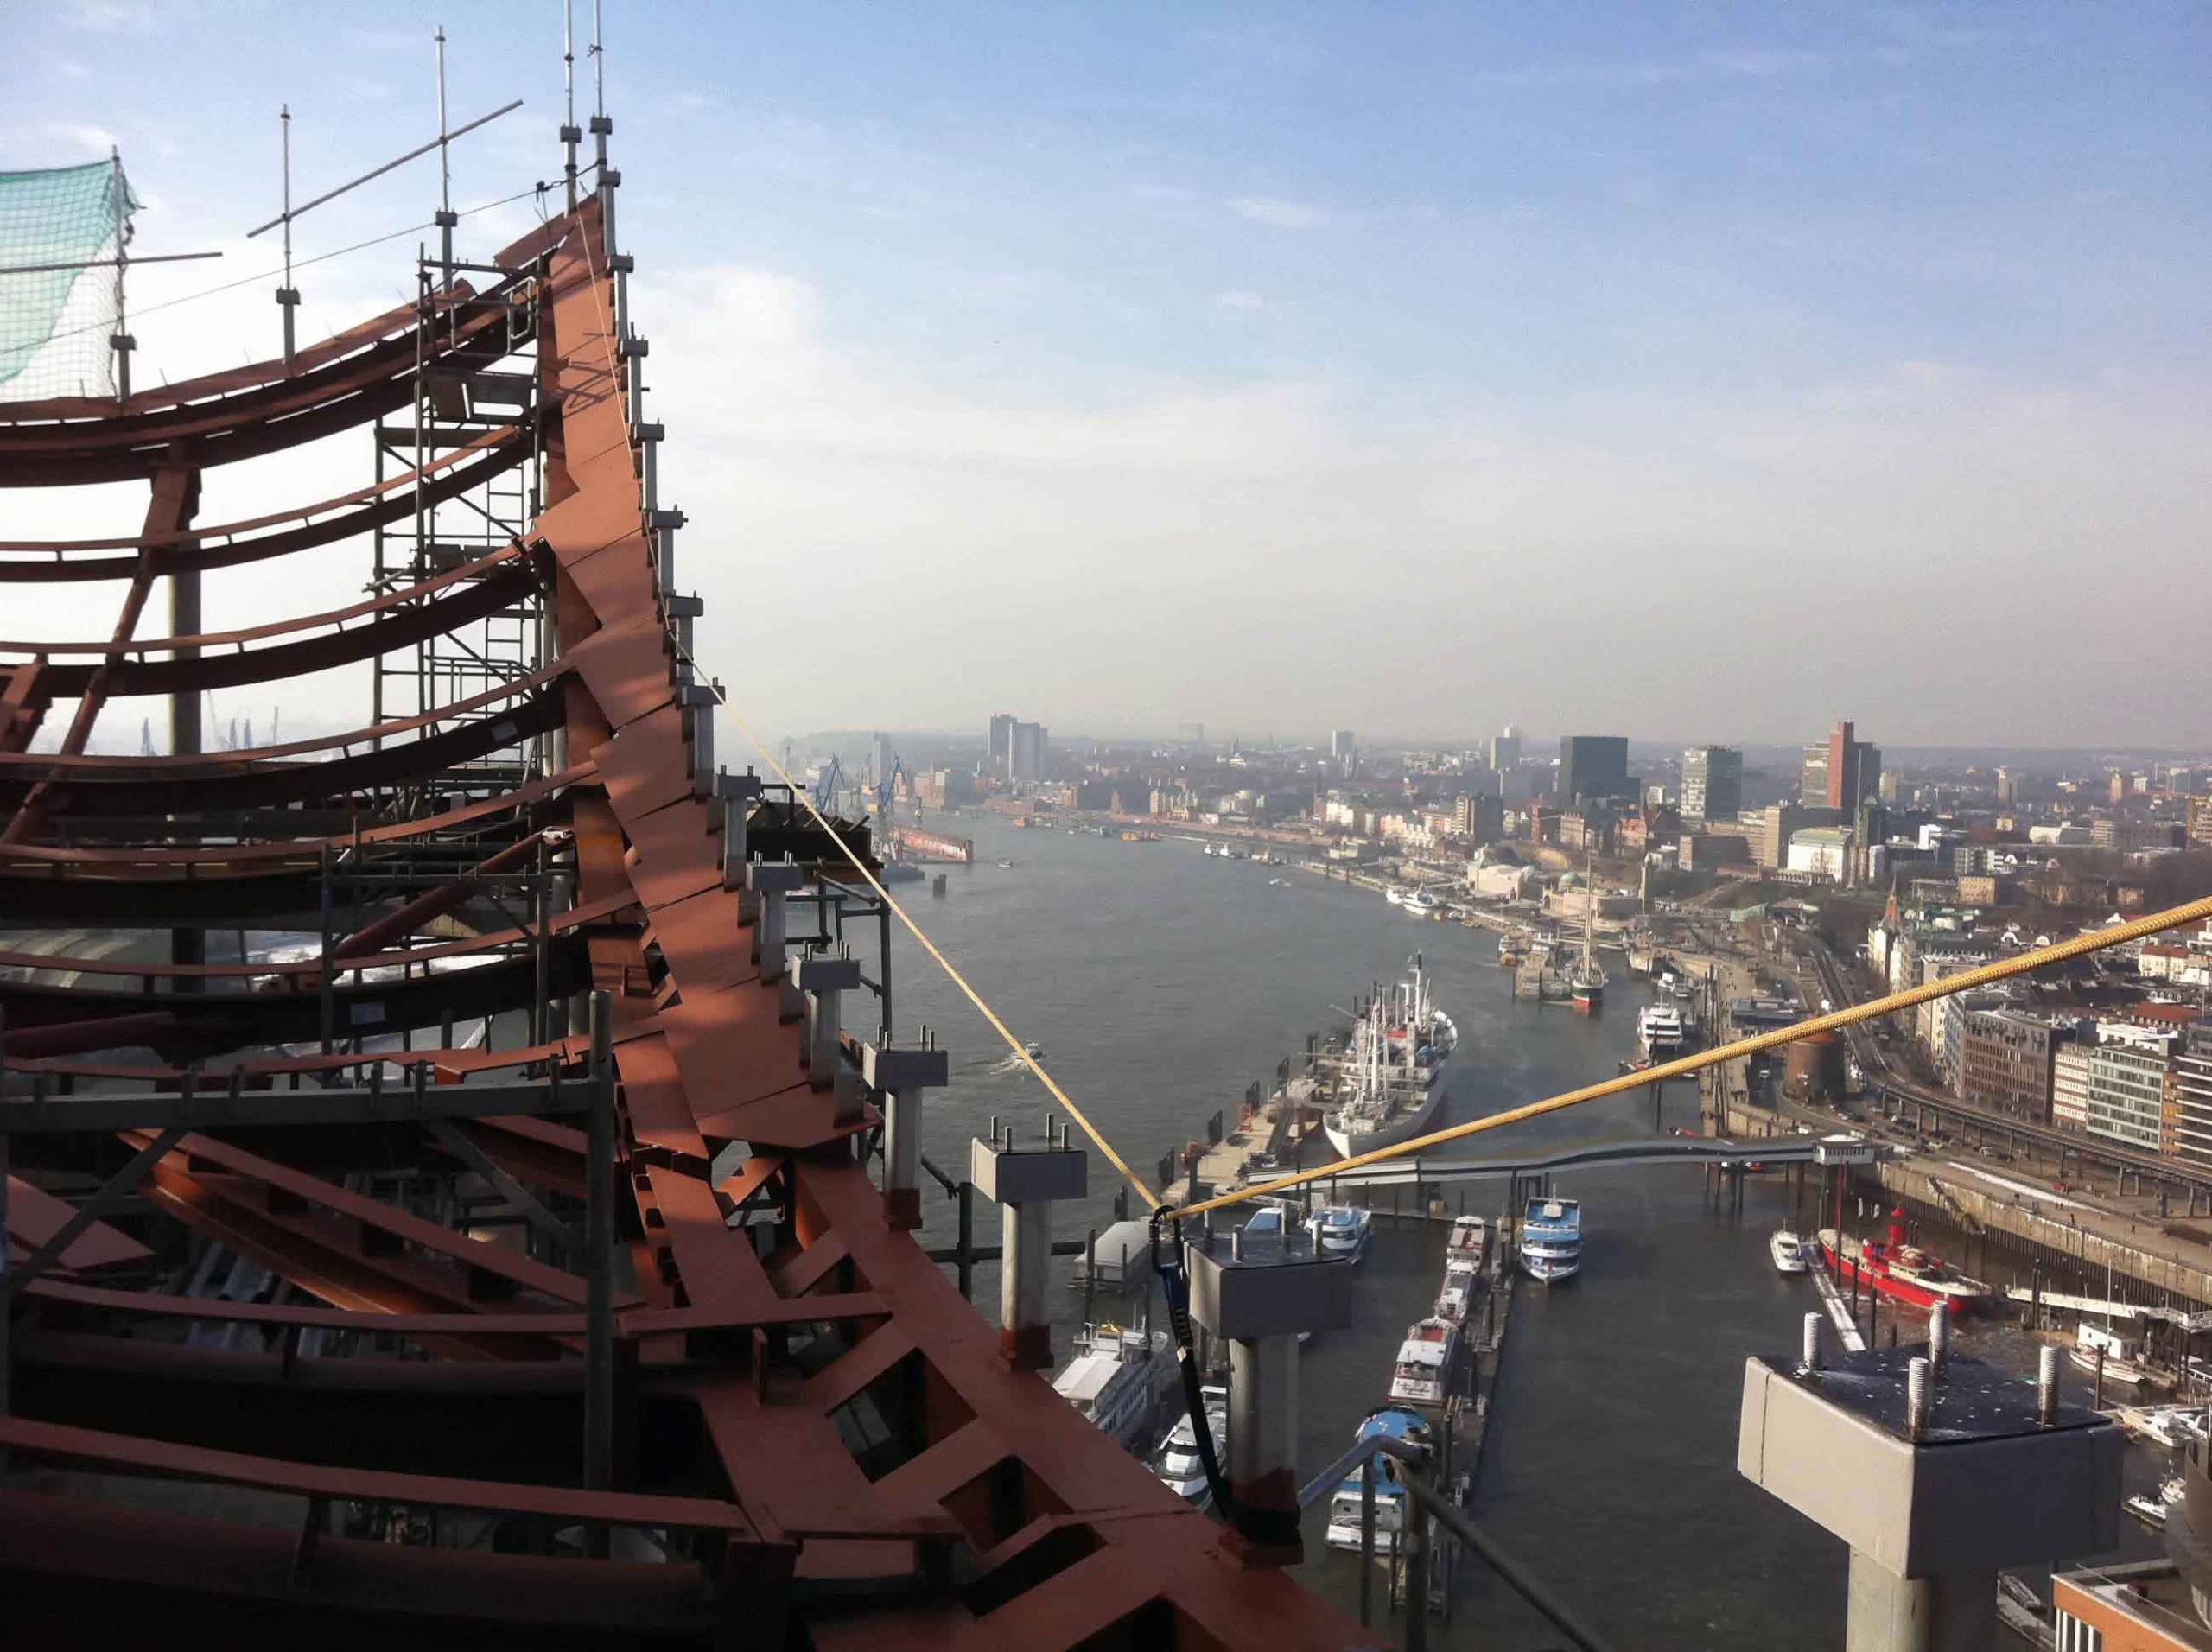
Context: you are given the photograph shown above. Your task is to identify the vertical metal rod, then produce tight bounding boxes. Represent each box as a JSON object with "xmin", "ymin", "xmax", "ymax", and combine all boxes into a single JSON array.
[
  {"xmin": 531, "ymin": 837, "xmax": 551, "ymax": 1052},
  {"xmin": 562, "ymin": 0, "xmax": 578, "ymax": 213},
  {"xmin": 317, "ymin": 843, "xmax": 334, "ymax": 1055},
  {"xmin": 583, "ymin": 989, "xmax": 615, "ymax": 1534},
  {"xmin": 1358, "ymin": 1454, "xmax": 1376, "ymax": 1627},
  {"xmin": 0, "ymin": 1121, "xmax": 11, "ymax": 1424},
  {"xmin": 277, "ymin": 105, "xmax": 296, "ymax": 363},
  {"xmin": 434, "ymin": 25, "xmax": 454, "ymax": 287},
  {"xmin": 956, "ymin": 1180, "xmax": 975, "ymax": 1300},
  {"xmin": 110, "ymin": 146, "xmax": 130, "ymax": 401},
  {"xmin": 1404, "ymin": 1480, "xmax": 1430, "ymax": 1652}
]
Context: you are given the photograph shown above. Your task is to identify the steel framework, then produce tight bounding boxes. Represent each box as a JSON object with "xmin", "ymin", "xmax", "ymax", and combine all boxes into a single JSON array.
[{"xmin": 0, "ymin": 143, "xmax": 1363, "ymax": 1650}]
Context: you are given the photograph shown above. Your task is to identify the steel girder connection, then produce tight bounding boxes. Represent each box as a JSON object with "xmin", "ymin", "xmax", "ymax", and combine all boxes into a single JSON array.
[{"xmin": 0, "ymin": 194, "xmax": 1363, "ymax": 1651}]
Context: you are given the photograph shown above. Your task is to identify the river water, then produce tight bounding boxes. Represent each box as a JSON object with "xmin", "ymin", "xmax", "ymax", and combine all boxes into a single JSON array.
[{"xmin": 878, "ymin": 814, "xmax": 2165, "ymax": 1649}]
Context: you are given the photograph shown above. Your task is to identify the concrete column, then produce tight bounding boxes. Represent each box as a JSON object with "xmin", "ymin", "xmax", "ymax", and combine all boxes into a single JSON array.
[
  {"xmin": 747, "ymin": 861, "xmax": 802, "ymax": 981},
  {"xmin": 1185, "ymin": 1224, "xmax": 1354, "ymax": 1567},
  {"xmin": 1846, "ymin": 1550, "xmax": 1993, "ymax": 1652},
  {"xmin": 970, "ymin": 1134, "xmax": 1086, "ymax": 1370},
  {"xmin": 791, "ymin": 954, "xmax": 861, "ymax": 1091},
  {"xmin": 859, "ymin": 1038, "xmax": 950, "ymax": 1229},
  {"xmin": 718, "ymin": 771, "xmax": 764, "ymax": 910}
]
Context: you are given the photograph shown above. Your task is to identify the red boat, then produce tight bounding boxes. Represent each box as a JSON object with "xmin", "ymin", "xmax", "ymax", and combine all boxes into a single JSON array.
[{"xmin": 1817, "ymin": 1210, "xmax": 1992, "ymax": 1315}]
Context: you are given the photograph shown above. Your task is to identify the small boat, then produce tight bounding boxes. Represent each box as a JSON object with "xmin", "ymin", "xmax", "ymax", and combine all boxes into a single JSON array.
[
  {"xmin": 1388, "ymin": 1316, "xmax": 1458, "ymax": 1406},
  {"xmin": 1324, "ymin": 1407, "xmax": 1433, "ymax": 1554},
  {"xmin": 995, "ymin": 857, "xmax": 1015, "ymax": 868},
  {"xmin": 2073, "ymin": 1323, "xmax": 2152, "ymax": 1388},
  {"xmin": 1446, "ymin": 1212, "xmax": 1488, "ymax": 1264},
  {"xmin": 1384, "ymin": 886, "xmax": 1407, "ymax": 906},
  {"xmin": 1154, "ymin": 1383, "xmax": 1229, "ymax": 1506},
  {"xmin": 1770, "ymin": 1231, "xmax": 1808, "ymax": 1274},
  {"xmin": 1435, "ymin": 1261, "xmax": 1480, "ymax": 1326},
  {"xmin": 1404, "ymin": 889, "xmax": 1441, "ymax": 919},
  {"xmin": 2126, "ymin": 1493, "xmax": 2170, "ymax": 1528},
  {"xmin": 1314, "ymin": 1205, "xmax": 1373, "ymax": 1262},
  {"xmin": 1519, "ymin": 1198, "xmax": 1582, "ymax": 1285}
]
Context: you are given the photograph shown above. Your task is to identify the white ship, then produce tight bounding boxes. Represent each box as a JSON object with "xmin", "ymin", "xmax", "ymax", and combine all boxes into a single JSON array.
[
  {"xmin": 1052, "ymin": 1322, "xmax": 1178, "ymax": 1454},
  {"xmin": 1322, "ymin": 956, "xmax": 1457, "ymax": 1158},
  {"xmin": 1315, "ymin": 1205, "xmax": 1374, "ymax": 1262},
  {"xmin": 1637, "ymin": 1004, "xmax": 1685, "ymax": 1056},
  {"xmin": 1769, "ymin": 1230, "xmax": 1808, "ymax": 1275},
  {"xmin": 1154, "ymin": 1383, "xmax": 1229, "ymax": 1506},
  {"xmin": 1388, "ymin": 1315, "xmax": 1458, "ymax": 1406}
]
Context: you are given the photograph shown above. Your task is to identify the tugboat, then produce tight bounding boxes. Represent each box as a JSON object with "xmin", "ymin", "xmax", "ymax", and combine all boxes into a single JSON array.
[{"xmin": 1816, "ymin": 1210, "xmax": 1991, "ymax": 1315}]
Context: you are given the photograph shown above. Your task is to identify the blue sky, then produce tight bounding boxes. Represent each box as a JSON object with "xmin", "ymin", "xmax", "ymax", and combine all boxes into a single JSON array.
[{"xmin": 9, "ymin": 3, "xmax": 2211, "ymax": 747}]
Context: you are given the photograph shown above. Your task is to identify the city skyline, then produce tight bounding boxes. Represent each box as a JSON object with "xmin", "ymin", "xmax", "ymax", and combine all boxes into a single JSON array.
[{"xmin": 3, "ymin": 3, "xmax": 2208, "ymax": 747}]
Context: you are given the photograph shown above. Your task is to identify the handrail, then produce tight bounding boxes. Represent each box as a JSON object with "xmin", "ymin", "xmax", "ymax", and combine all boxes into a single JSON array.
[{"xmin": 1298, "ymin": 1433, "xmax": 1612, "ymax": 1652}]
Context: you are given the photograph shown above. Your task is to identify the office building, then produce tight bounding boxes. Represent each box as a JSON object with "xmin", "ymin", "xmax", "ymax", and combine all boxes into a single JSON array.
[
  {"xmin": 1557, "ymin": 734, "xmax": 1630, "ymax": 804},
  {"xmin": 1802, "ymin": 720, "xmax": 1881, "ymax": 810},
  {"xmin": 1330, "ymin": 729, "xmax": 1357, "ymax": 773},
  {"xmin": 1959, "ymin": 1010, "xmax": 2061, "ymax": 1125},
  {"xmin": 2171, "ymin": 1024, "xmax": 2212, "ymax": 1172},
  {"xmin": 988, "ymin": 713, "xmax": 1015, "ymax": 768},
  {"xmin": 1489, "ymin": 725, "xmax": 1522, "ymax": 772},
  {"xmin": 2082, "ymin": 1036, "xmax": 2171, "ymax": 1153},
  {"xmin": 1681, "ymin": 745, "xmax": 1741, "ymax": 824},
  {"xmin": 1009, "ymin": 721, "xmax": 1047, "ymax": 783}
]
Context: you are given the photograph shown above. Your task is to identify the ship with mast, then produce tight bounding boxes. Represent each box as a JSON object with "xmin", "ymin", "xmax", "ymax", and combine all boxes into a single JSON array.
[
  {"xmin": 1321, "ymin": 955, "xmax": 1458, "ymax": 1157},
  {"xmin": 1568, "ymin": 857, "xmax": 1607, "ymax": 1013}
]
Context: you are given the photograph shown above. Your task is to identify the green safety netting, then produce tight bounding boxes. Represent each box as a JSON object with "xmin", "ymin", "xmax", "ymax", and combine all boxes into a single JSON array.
[{"xmin": 0, "ymin": 156, "xmax": 139, "ymax": 400}]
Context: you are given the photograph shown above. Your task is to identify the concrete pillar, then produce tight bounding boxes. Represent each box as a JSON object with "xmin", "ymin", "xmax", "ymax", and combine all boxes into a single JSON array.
[
  {"xmin": 1185, "ymin": 1223, "xmax": 1354, "ymax": 1567},
  {"xmin": 719, "ymin": 771, "xmax": 764, "ymax": 899},
  {"xmin": 747, "ymin": 861, "xmax": 802, "ymax": 982},
  {"xmin": 1739, "ymin": 1345, "xmax": 2120, "ymax": 1652},
  {"xmin": 791, "ymin": 954, "xmax": 861, "ymax": 1091},
  {"xmin": 860, "ymin": 1037, "xmax": 950, "ymax": 1229},
  {"xmin": 970, "ymin": 1133, "xmax": 1086, "ymax": 1370}
]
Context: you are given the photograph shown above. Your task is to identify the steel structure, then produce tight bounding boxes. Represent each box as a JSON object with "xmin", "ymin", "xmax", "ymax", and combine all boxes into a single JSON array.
[{"xmin": 0, "ymin": 151, "xmax": 1361, "ymax": 1650}]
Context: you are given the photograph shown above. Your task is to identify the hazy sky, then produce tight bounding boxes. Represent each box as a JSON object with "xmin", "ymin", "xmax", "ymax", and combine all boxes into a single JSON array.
[{"xmin": 8, "ymin": 2, "xmax": 2210, "ymax": 751}]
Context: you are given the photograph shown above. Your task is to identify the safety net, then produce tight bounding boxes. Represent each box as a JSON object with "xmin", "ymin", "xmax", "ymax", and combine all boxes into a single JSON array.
[{"xmin": 0, "ymin": 156, "xmax": 138, "ymax": 401}]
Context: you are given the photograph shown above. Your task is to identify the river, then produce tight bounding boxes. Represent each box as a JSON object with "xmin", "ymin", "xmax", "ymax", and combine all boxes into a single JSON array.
[{"xmin": 876, "ymin": 812, "xmax": 2166, "ymax": 1649}]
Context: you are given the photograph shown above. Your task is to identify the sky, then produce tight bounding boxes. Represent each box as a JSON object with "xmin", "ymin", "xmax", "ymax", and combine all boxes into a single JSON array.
[{"xmin": 6, "ymin": 1, "xmax": 2210, "ymax": 751}]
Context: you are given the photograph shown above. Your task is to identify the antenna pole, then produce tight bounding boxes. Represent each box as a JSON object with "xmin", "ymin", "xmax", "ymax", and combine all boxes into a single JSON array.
[
  {"xmin": 434, "ymin": 25, "xmax": 456, "ymax": 290},
  {"xmin": 588, "ymin": 0, "xmax": 618, "ymax": 253},
  {"xmin": 108, "ymin": 146, "xmax": 131, "ymax": 403},
  {"xmin": 277, "ymin": 105, "xmax": 299, "ymax": 365},
  {"xmin": 561, "ymin": 1, "xmax": 579, "ymax": 213}
]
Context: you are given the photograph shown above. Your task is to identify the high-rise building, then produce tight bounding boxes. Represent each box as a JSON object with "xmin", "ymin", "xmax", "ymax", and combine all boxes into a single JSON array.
[
  {"xmin": 1681, "ymin": 745, "xmax": 1741, "ymax": 824},
  {"xmin": 869, "ymin": 732, "xmax": 892, "ymax": 788},
  {"xmin": 1009, "ymin": 721, "xmax": 1047, "ymax": 782},
  {"xmin": 1489, "ymin": 725, "xmax": 1522, "ymax": 772},
  {"xmin": 1995, "ymin": 766, "xmax": 2018, "ymax": 805},
  {"xmin": 988, "ymin": 713, "xmax": 1015, "ymax": 769},
  {"xmin": 1330, "ymin": 728, "xmax": 1357, "ymax": 760},
  {"xmin": 1805, "ymin": 721, "xmax": 1880, "ymax": 810},
  {"xmin": 1557, "ymin": 734, "xmax": 1630, "ymax": 804}
]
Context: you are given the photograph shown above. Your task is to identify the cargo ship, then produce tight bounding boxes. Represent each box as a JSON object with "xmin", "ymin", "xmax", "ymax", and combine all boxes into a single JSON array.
[
  {"xmin": 1321, "ymin": 955, "xmax": 1458, "ymax": 1157},
  {"xmin": 1817, "ymin": 1211, "xmax": 1992, "ymax": 1314}
]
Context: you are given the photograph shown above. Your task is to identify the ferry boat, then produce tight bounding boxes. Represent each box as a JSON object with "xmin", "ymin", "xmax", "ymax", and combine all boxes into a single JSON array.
[
  {"xmin": 1321, "ymin": 956, "xmax": 1458, "ymax": 1158},
  {"xmin": 1154, "ymin": 1382, "xmax": 1229, "ymax": 1506},
  {"xmin": 2073, "ymin": 1323, "xmax": 2152, "ymax": 1388},
  {"xmin": 1324, "ymin": 1407, "xmax": 1434, "ymax": 1554},
  {"xmin": 1519, "ymin": 1197, "xmax": 1583, "ymax": 1285},
  {"xmin": 1769, "ymin": 1230, "xmax": 1808, "ymax": 1274},
  {"xmin": 1815, "ymin": 1212, "xmax": 1991, "ymax": 1315},
  {"xmin": 1388, "ymin": 1316, "xmax": 1458, "ymax": 1406},
  {"xmin": 1403, "ymin": 889, "xmax": 1441, "ymax": 919},
  {"xmin": 1052, "ymin": 1322, "xmax": 1179, "ymax": 1453},
  {"xmin": 1315, "ymin": 1205, "xmax": 1373, "ymax": 1262},
  {"xmin": 1637, "ymin": 1004, "xmax": 1685, "ymax": 1056}
]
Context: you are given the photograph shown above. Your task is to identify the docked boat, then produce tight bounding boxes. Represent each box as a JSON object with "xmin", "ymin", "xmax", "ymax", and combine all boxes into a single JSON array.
[
  {"xmin": 1052, "ymin": 1322, "xmax": 1179, "ymax": 1454},
  {"xmin": 1770, "ymin": 1230, "xmax": 1808, "ymax": 1275},
  {"xmin": 1315, "ymin": 1205, "xmax": 1373, "ymax": 1262},
  {"xmin": 1403, "ymin": 889, "xmax": 1441, "ymax": 919},
  {"xmin": 1816, "ymin": 1212, "xmax": 1992, "ymax": 1315},
  {"xmin": 1154, "ymin": 1383, "xmax": 1229, "ymax": 1506},
  {"xmin": 2126, "ymin": 1492, "xmax": 2170, "ymax": 1528},
  {"xmin": 1519, "ymin": 1197, "xmax": 1583, "ymax": 1285},
  {"xmin": 2073, "ymin": 1323, "xmax": 2152, "ymax": 1388},
  {"xmin": 1435, "ymin": 1261, "xmax": 1481, "ymax": 1326},
  {"xmin": 1567, "ymin": 859, "xmax": 1605, "ymax": 1011},
  {"xmin": 1324, "ymin": 1407, "xmax": 1434, "ymax": 1554},
  {"xmin": 1637, "ymin": 1004, "xmax": 1685, "ymax": 1056},
  {"xmin": 1321, "ymin": 956, "xmax": 1458, "ymax": 1158},
  {"xmin": 1384, "ymin": 886, "xmax": 1408, "ymax": 906},
  {"xmin": 995, "ymin": 857, "xmax": 1015, "ymax": 868},
  {"xmin": 1446, "ymin": 1213, "xmax": 1488, "ymax": 1265},
  {"xmin": 1388, "ymin": 1316, "xmax": 1458, "ymax": 1406}
]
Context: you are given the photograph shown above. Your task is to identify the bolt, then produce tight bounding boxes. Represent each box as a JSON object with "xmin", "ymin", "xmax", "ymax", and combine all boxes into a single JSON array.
[
  {"xmin": 2037, "ymin": 1344, "xmax": 2060, "ymax": 1426},
  {"xmin": 1907, "ymin": 1356, "xmax": 1930, "ymax": 1443},
  {"xmin": 1929, "ymin": 1301, "xmax": 1950, "ymax": 1380},
  {"xmin": 1802, "ymin": 1312, "xmax": 1823, "ymax": 1373}
]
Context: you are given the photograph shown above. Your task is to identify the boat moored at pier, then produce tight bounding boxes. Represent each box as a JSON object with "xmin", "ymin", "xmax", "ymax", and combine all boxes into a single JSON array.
[
  {"xmin": 1321, "ymin": 955, "xmax": 1457, "ymax": 1158},
  {"xmin": 1816, "ymin": 1212, "xmax": 1992, "ymax": 1315},
  {"xmin": 1520, "ymin": 1197, "xmax": 1584, "ymax": 1284}
]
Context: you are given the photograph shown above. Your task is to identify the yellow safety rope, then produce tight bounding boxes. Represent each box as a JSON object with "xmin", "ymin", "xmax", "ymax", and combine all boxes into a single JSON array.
[
  {"xmin": 721, "ymin": 707, "xmax": 1163, "ymax": 1209},
  {"xmin": 1171, "ymin": 889, "xmax": 2212, "ymax": 1221}
]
